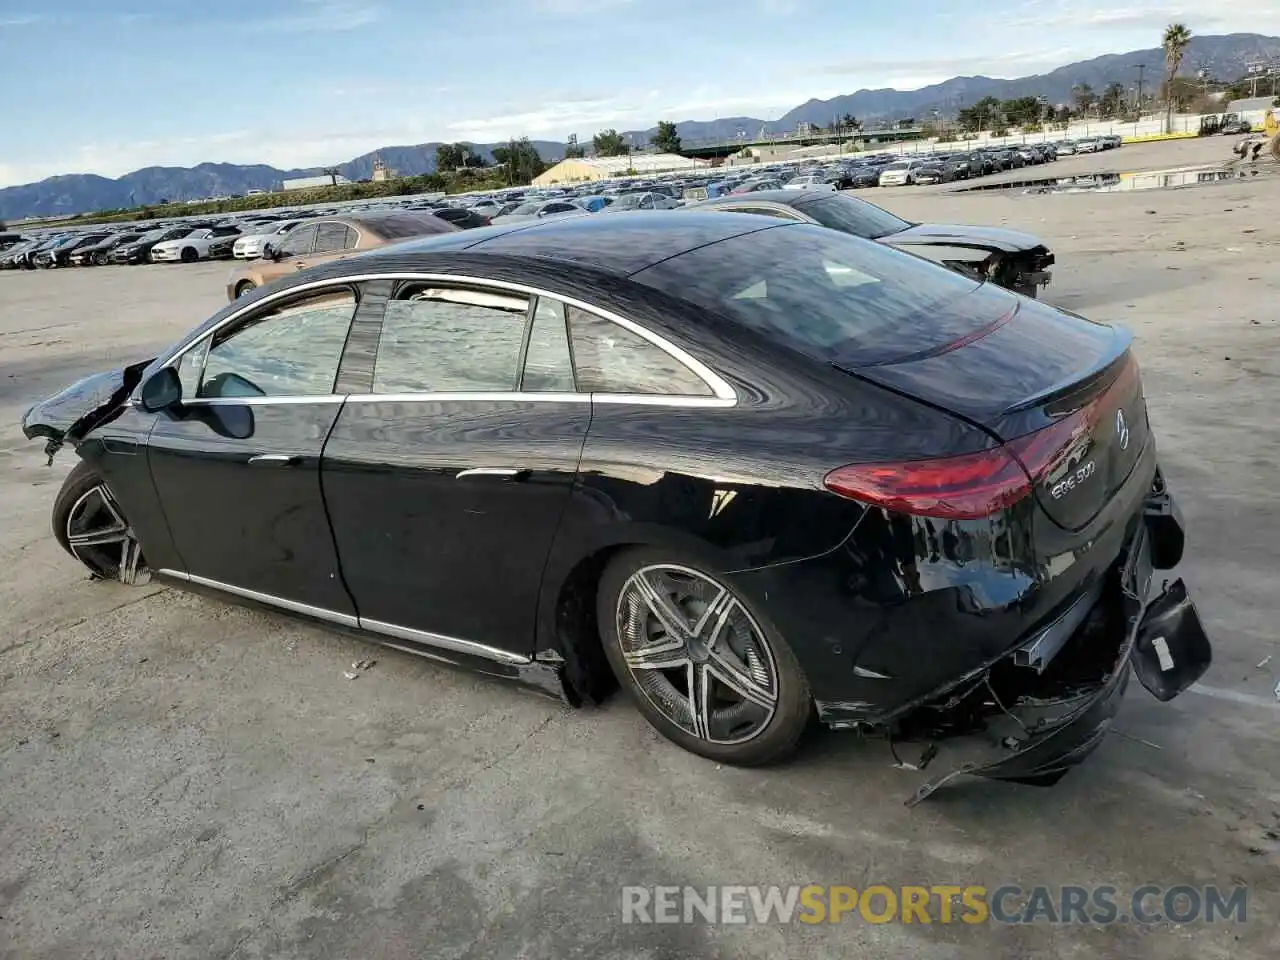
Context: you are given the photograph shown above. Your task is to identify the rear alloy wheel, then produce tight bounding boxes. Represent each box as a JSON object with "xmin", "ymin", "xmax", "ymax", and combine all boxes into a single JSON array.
[
  {"xmin": 53, "ymin": 462, "xmax": 148, "ymax": 584},
  {"xmin": 599, "ymin": 551, "xmax": 810, "ymax": 765},
  {"xmin": 180, "ymin": 247, "xmax": 198, "ymax": 263},
  {"xmin": 235, "ymin": 280, "xmax": 256, "ymax": 298}
]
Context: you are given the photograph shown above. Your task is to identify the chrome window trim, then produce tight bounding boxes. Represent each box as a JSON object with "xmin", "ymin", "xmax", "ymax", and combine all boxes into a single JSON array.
[
  {"xmin": 156, "ymin": 272, "xmax": 736, "ymax": 404},
  {"xmin": 180, "ymin": 395, "xmax": 348, "ymax": 407},
  {"xmin": 158, "ymin": 391, "xmax": 732, "ymax": 409},
  {"xmin": 158, "ymin": 569, "xmax": 530, "ymax": 665}
]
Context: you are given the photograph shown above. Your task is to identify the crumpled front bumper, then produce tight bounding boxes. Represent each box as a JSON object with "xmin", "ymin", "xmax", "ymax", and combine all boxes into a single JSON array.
[{"xmin": 904, "ymin": 484, "xmax": 1211, "ymax": 805}]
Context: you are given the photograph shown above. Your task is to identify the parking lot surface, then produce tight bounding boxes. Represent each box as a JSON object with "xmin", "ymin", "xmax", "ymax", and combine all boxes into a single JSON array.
[{"xmin": 2, "ymin": 141, "xmax": 1279, "ymax": 958}]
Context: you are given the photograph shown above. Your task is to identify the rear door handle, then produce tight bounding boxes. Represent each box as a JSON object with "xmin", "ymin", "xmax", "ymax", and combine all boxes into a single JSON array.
[
  {"xmin": 455, "ymin": 467, "xmax": 529, "ymax": 481},
  {"xmin": 248, "ymin": 454, "xmax": 303, "ymax": 466}
]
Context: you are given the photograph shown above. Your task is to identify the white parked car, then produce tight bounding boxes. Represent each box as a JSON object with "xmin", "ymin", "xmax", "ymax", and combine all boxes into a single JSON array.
[
  {"xmin": 782, "ymin": 175, "xmax": 838, "ymax": 192},
  {"xmin": 150, "ymin": 226, "xmax": 242, "ymax": 263},
  {"xmin": 490, "ymin": 200, "xmax": 585, "ymax": 225},
  {"xmin": 232, "ymin": 219, "xmax": 308, "ymax": 260},
  {"xmin": 1074, "ymin": 137, "xmax": 1102, "ymax": 153},
  {"xmin": 878, "ymin": 159, "xmax": 927, "ymax": 186}
]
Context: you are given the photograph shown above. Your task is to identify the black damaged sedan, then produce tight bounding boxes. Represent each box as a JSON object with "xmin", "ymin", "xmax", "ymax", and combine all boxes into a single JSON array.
[
  {"xmin": 695, "ymin": 190, "xmax": 1055, "ymax": 298},
  {"xmin": 21, "ymin": 213, "xmax": 1209, "ymax": 801}
]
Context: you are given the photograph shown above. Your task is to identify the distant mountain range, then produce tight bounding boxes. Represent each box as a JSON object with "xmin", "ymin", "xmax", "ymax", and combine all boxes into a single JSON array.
[{"xmin": 3, "ymin": 33, "xmax": 1276, "ymax": 222}]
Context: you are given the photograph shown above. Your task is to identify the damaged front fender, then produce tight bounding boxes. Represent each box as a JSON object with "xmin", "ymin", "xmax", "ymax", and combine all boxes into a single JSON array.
[{"xmin": 21, "ymin": 358, "xmax": 153, "ymax": 463}]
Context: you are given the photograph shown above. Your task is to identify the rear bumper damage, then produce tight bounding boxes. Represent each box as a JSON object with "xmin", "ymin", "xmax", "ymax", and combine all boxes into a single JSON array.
[{"xmin": 870, "ymin": 481, "xmax": 1210, "ymax": 805}]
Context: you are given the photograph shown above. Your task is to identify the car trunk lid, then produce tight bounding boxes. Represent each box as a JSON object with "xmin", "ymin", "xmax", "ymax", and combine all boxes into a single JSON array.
[{"xmin": 845, "ymin": 290, "xmax": 1147, "ymax": 531}]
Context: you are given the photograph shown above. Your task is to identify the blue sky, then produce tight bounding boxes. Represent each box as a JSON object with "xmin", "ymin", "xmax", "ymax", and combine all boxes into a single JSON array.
[{"xmin": 0, "ymin": 0, "xmax": 1270, "ymax": 186}]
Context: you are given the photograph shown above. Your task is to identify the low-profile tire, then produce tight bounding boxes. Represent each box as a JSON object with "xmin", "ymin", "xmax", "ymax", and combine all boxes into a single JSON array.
[
  {"xmin": 597, "ymin": 547, "xmax": 811, "ymax": 766},
  {"xmin": 52, "ymin": 460, "xmax": 148, "ymax": 584},
  {"xmin": 235, "ymin": 280, "xmax": 256, "ymax": 298},
  {"xmin": 180, "ymin": 247, "xmax": 198, "ymax": 263}
]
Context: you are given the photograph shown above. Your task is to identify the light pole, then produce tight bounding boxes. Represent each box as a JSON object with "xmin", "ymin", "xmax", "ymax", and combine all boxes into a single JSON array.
[{"xmin": 1136, "ymin": 64, "xmax": 1146, "ymax": 115}]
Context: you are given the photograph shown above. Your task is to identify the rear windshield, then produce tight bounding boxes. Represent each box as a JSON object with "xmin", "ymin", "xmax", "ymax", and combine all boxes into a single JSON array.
[
  {"xmin": 795, "ymin": 194, "xmax": 911, "ymax": 240},
  {"xmin": 356, "ymin": 213, "xmax": 451, "ymax": 239},
  {"xmin": 632, "ymin": 223, "xmax": 997, "ymax": 368}
]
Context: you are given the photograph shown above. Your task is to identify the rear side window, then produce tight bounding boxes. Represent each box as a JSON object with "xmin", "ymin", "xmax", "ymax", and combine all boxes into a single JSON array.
[
  {"xmin": 313, "ymin": 222, "xmax": 353, "ymax": 253},
  {"xmin": 373, "ymin": 286, "xmax": 530, "ymax": 393},
  {"xmin": 631, "ymin": 223, "xmax": 989, "ymax": 368},
  {"xmin": 568, "ymin": 307, "xmax": 712, "ymax": 397}
]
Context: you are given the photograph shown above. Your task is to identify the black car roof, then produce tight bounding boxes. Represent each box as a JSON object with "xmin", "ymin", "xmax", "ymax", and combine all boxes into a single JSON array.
[{"xmin": 371, "ymin": 211, "xmax": 783, "ymax": 276}]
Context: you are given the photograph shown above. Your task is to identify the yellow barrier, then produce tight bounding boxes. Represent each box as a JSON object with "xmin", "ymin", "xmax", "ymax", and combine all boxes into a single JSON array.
[{"xmin": 1121, "ymin": 132, "xmax": 1200, "ymax": 144}]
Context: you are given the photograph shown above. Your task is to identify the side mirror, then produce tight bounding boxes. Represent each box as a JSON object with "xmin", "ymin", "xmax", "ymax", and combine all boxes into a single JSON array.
[{"xmin": 139, "ymin": 367, "xmax": 182, "ymax": 413}]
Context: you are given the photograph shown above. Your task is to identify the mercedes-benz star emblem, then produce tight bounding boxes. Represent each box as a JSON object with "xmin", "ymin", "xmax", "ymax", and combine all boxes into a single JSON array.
[{"xmin": 1116, "ymin": 409, "xmax": 1130, "ymax": 450}]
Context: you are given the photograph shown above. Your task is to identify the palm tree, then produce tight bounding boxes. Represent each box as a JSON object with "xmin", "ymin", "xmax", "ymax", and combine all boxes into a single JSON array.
[
  {"xmin": 1162, "ymin": 23, "xmax": 1192, "ymax": 132},
  {"xmin": 322, "ymin": 166, "xmax": 341, "ymax": 187}
]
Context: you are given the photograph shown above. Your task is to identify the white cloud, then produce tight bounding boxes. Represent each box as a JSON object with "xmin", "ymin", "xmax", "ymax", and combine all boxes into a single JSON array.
[{"xmin": 0, "ymin": 13, "xmax": 47, "ymax": 26}]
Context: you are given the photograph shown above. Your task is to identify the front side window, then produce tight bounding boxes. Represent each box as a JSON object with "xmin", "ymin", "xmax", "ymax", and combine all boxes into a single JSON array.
[
  {"xmin": 373, "ymin": 286, "xmax": 530, "ymax": 393},
  {"xmin": 195, "ymin": 289, "xmax": 357, "ymax": 398},
  {"xmin": 568, "ymin": 307, "xmax": 712, "ymax": 397}
]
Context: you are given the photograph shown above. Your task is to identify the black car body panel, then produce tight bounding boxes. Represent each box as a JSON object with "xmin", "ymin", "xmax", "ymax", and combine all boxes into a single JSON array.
[
  {"xmin": 21, "ymin": 360, "xmax": 154, "ymax": 460},
  {"xmin": 20, "ymin": 213, "xmax": 1208, "ymax": 797},
  {"xmin": 888, "ymin": 222, "xmax": 1047, "ymax": 254}
]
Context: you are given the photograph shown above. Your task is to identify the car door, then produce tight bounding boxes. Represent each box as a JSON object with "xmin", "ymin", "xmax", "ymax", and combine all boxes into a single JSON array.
[
  {"xmin": 321, "ymin": 279, "xmax": 591, "ymax": 659},
  {"xmin": 145, "ymin": 283, "xmax": 365, "ymax": 617},
  {"xmin": 273, "ymin": 222, "xmax": 318, "ymax": 270}
]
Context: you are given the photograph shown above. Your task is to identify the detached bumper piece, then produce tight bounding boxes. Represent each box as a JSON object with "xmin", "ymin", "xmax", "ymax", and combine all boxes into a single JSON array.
[{"xmin": 904, "ymin": 484, "xmax": 1210, "ymax": 807}]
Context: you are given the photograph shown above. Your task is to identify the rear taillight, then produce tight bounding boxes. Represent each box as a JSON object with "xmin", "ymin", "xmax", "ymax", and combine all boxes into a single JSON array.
[
  {"xmin": 823, "ymin": 448, "xmax": 1031, "ymax": 520},
  {"xmin": 824, "ymin": 354, "xmax": 1140, "ymax": 520}
]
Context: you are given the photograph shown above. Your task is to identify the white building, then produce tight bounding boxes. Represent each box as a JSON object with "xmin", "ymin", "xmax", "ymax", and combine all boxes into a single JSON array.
[
  {"xmin": 532, "ymin": 153, "xmax": 707, "ymax": 186},
  {"xmin": 281, "ymin": 174, "xmax": 351, "ymax": 191}
]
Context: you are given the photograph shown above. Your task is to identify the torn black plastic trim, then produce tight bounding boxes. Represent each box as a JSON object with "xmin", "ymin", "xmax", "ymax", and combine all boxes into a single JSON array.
[{"xmin": 20, "ymin": 359, "xmax": 153, "ymax": 463}]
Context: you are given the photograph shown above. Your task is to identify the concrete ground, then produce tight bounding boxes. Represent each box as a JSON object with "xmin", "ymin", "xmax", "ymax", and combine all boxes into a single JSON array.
[{"xmin": 1, "ymin": 138, "xmax": 1279, "ymax": 958}]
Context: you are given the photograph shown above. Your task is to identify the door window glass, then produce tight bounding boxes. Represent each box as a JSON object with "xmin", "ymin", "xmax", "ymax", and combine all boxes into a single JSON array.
[
  {"xmin": 313, "ymin": 222, "xmax": 353, "ymax": 253},
  {"xmin": 197, "ymin": 289, "xmax": 357, "ymax": 398},
  {"xmin": 521, "ymin": 298, "xmax": 576, "ymax": 392},
  {"xmin": 567, "ymin": 307, "xmax": 712, "ymax": 396},
  {"xmin": 277, "ymin": 224, "xmax": 318, "ymax": 258},
  {"xmin": 373, "ymin": 286, "xmax": 530, "ymax": 393}
]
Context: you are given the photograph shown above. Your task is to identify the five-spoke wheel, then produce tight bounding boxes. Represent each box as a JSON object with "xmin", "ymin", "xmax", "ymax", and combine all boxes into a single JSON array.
[
  {"xmin": 599, "ymin": 549, "xmax": 810, "ymax": 764},
  {"xmin": 53, "ymin": 461, "xmax": 148, "ymax": 584}
]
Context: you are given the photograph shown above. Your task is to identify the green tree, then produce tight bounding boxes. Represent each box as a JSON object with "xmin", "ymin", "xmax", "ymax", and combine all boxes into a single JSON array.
[
  {"xmin": 564, "ymin": 133, "xmax": 584, "ymax": 159},
  {"xmin": 322, "ymin": 166, "xmax": 341, "ymax": 186},
  {"xmin": 1162, "ymin": 22, "xmax": 1192, "ymax": 131},
  {"xmin": 1099, "ymin": 82, "xmax": 1126, "ymax": 117},
  {"xmin": 491, "ymin": 137, "xmax": 546, "ymax": 185},
  {"xmin": 840, "ymin": 112, "xmax": 860, "ymax": 131},
  {"xmin": 435, "ymin": 143, "xmax": 465, "ymax": 172},
  {"xmin": 1001, "ymin": 96, "xmax": 1043, "ymax": 127},
  {"xmin": 958, "ymin": 95, "xmax": 1002, "ymax": 132},
  {"xmin": 650, "ymin": 120, "xmax": 682, "ymax": 154},
  {"xmin": 1072, "ymin": 83, "xmax": 1098, "ymax": 115},
  {"xmin": 592, "ymin": 128, "xmax": 629, "ymax": 157}
]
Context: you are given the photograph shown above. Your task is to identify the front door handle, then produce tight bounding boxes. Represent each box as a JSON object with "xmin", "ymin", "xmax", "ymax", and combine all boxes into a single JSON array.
[
  {"xmin": 248, "ymin": 454, "xmax": 303, "ymax": 466},
  {"xmin": 455, "ymin": 467, "xmax": 529, "ymax": 481}
]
